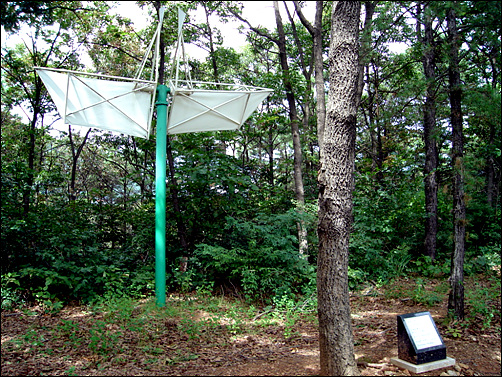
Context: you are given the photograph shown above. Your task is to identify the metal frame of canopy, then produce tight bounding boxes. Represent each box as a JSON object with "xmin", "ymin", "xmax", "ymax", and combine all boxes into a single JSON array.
[{"xmin": 36, "ymin": 6, "xmax": 272, "ymax": 307}]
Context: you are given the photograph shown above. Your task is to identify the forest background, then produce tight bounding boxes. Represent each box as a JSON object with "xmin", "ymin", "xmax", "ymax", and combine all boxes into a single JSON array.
[{"xmin": 1, "ymin": 0, "xmax": 500, "ymax": 322}]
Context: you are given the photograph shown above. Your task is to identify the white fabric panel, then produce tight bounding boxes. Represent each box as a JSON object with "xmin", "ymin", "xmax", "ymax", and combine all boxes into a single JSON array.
[
  {"xmin": 167, "ymin": 89, "xmax": 271, "ymax": 135},
  {"xmin": 37, "ymin": 69, "xmax": 154, "ymax": 138}
]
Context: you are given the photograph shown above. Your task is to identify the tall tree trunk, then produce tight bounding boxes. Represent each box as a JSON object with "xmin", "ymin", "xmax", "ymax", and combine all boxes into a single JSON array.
[
  {"xmin": 356, "ymin": 1, "xmax": 376, "ymax": 106},
  {"xmin": 227, "ymin": 5, "xmax": 308, "ymax": 255},
  {"xmin": 317, "ymin": 2, "xmax": 361, "ymax": 375},
  {"xmin": 68, "ymin": 126, "xmax": 91, "ymax": 202},
  {"xmin": 23, "ymin": 115, "xmax": 37, "ymax": 213},
  {"xmin": 268, "ymin": 125, "xmax": 274, "ymax": 186},
  {"xmin": 357, "ymin": 2, "xmax": 378, "ymax": 183},
  {"xmin": 284, "ymin": 2, "xmax": 316, "ymax": 198},
  {"xmin": 419, "ymin": 3, "xmax": 439, "ymax": 261},
  {"xmin": 485, "ymin": 35, "xmax": 500, "ymax": 208},
  {"xmin": 202, "ymin": 3, "xmax": 220, "ymax": 84},
  {"xmin": 294, "ymin": 0, "xmax": 326, "ymax": 151},
  {"xmin": 446, "ymin": 5, "xmax": 465, "ymax": 320},
  {"xmin": 364, "ymin": 65, "xmax": 385, "ymax": 186},
  {"xmin": 273, "ymin": 0, "xmax": 308, "ymax": 257},
  {"xmin": 313, "ymin": 1, "xmax": 326, "ymax": 150},
  {"xmin": 22, "ymin": 79, "xmax": 43, "ymax": 214}
]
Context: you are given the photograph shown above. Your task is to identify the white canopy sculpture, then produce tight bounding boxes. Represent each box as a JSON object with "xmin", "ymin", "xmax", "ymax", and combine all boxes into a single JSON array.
[
  {"xmin": 35, "ymin": 7, "xmax": 272, "ymax": 307},
  {"xmin": 35, "ymin": 6, "xmax": 165, "ymax": 138},
  {"xmin": 36, "ymin": 8, "xmax": 272, "ymax": 138}
]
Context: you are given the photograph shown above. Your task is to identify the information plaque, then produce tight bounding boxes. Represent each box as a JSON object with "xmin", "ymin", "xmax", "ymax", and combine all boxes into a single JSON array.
[{"xmin": 397, "ymin": 311, "xmax": 447, "ymax": 365}]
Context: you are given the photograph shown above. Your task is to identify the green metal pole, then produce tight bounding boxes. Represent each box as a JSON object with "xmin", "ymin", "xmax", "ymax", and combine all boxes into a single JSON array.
[{"xmin": 155, "ymin": 84, "xmax": 169, "ymax": 307}]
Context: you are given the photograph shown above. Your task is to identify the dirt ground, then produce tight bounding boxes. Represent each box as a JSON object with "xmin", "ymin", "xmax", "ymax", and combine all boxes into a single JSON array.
[{"xmin": 1, "ymin": 275, "xmax": 500, "ymax": 376}]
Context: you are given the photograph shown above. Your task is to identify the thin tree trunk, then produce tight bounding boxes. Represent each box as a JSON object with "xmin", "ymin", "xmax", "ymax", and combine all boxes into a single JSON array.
[
  {"xmin": 356, "ymin": 1, "xmax": 375, "ymax": 107},
  {"xmin": 446, "ymin": 5, "xmax": 465, "ymax": 320},
  {"xmin": 23, "ymin": 115, "xmax": 37, "ymax": 213},
  {"xmin": 317, "ymin": 2, "xmax": 361, "ymax": 375},
  {"xmin": 202, "ymin": 3, "xmax": 220, "ymax": 84},
  {"xmin": 273, "ymin": 0, "xmax": 308, "ymax": 257},
  {"xmin": 294, "ymin": 0, "xmax": 326, "ymax": 151},
  {"xmin": 23, "ymin": 80, "xmax": 43, "ymax": 214},
  {"xmin": 419, "ymin": 3, "xmax": 439, "ymax": 261},
  {"xmin": 268, "ymin": 125, "xmax": 274, "ymax": 186},
  {"xmin": 486, "ymin": 40, "xmax": 500, "ymax": 207},
  {"xmin": 358, "ymin": 2, "xmax": 378, "ymax": 183},
  {"xmin": 313, "ymin": 1, "xmax": 325, "ymax": 149},
  {"xmin": 227, "ymin": 5, "xmax": 308, "ymax": 255},
  {"xmin": 68, "ymin": 126, "xmax": 91, "ymax": 202}
]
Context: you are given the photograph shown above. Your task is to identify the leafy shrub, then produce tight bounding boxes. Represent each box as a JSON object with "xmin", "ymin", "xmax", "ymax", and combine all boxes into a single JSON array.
[
  {"xmin": 347, "ymin": 267, "xmax": 367, "ymax": 290},
  {"xmin": 1, "ymin": 195, "xmax": 157, "ymax": 306},
  {"xmin": 412, "ymin": 278, "xmax": 445, "ymax": 306},
  {"xmin": 1, "ymin": 272, "xmax": 22, "ymax": 309},
  {"xmin": 466, "ymin": 277, "xmax": 501, "ymax": 329},
  {"xmin": 410, "ymin": 256, "xmax": 450, "ymax": 278},
  {"xmin": 191, "ymin": 213, "xmax": 316, "ymax": 302},
  {"xmin": 351, "ymin": 172, "xmax": 426, "ymax": 282},
  {"xmin": 193, "ymin": 243, "xmax": 314, "ymax": 302}
]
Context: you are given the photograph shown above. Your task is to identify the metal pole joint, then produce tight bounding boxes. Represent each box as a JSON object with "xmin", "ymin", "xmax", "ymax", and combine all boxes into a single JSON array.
[{"xmin": 156, "ymin": 85, "xmax": 170, "ymax": 106}]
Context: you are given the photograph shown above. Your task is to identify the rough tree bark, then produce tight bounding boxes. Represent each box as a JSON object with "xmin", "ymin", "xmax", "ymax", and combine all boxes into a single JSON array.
[
  {"xmin": 446, "ymin": 4, "xmax": 465, "ymax": 320},
  {"xmin": 317, "ymin": 2, "xmax": 361, "ymax": 375},
  {"xmin": 418, "ymin": 2, "xmax": 439, "ymax": 261}
]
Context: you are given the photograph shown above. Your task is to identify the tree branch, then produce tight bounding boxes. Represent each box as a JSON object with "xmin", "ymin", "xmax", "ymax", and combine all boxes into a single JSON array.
[{"xmin": 226, "ymin": 7, "xmax": 279, "ymax": 45}]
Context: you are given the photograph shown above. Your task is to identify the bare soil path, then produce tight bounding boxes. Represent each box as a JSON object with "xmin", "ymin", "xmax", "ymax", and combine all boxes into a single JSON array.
[{"xmin": 2, "ymin": 275, "xmax": 500, "ymax": 376}]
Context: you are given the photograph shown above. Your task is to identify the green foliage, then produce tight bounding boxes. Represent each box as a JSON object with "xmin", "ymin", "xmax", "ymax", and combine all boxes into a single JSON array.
[
  {"xmin": 411, "ymin": 256, "xmax": 450, "ymax": 278},
  {"xmin": 56, "ymin": 319, "xmax": 82, "ymax": 345},
  {"xmin": 383, "ymin": 277, "xmax": 449, "ymax": 307},
  {"xmin": 445, "ymin": 325, "xmax": 462, "ymax": 338},
  {"xmin": 88, "ymin": 319, "xmax": 121, "ymax": 356},
  {"xmin": 2, "ymin": 205, "xmax": 155, "ymax": 305},
  {"xmin": 1, "ymin": 272, "xmax": 22, "ymax": 309},
  {"xmin": 463, "ymin": 200, "xmax": 501, "ymax": 275},
  {"xmin": 351, "ymin": 169, "xmax": 426, "ymax": 282},
  {"xmin": 411, "ymin": 278, "xmax": 444, "ymax": 306},
  {"xmin": 465, "ymin": 277, "xmax": 501, "ymax": 330},
  {"xmin": 191, "ymin": 212, "xmax": 316, "ymax": 302},
  {"xmin": 269, "ymin": 292, "xmax": 317, "ymax": 339}
]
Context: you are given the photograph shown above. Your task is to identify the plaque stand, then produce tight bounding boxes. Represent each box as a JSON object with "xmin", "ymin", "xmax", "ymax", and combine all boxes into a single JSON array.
[{"xmin": 391, "ymin": 312, "xmax": 456, "ymax": 374}]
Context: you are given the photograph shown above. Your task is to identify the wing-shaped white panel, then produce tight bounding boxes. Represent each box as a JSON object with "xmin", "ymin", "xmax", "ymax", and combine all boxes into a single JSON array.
[
  {"xmin": 167, "ymin": 88, "xmax": 272, "ymax": 135},
  {"xmin": 36, "ymin": 68, "xmax": 156, "ymax": 138}
]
